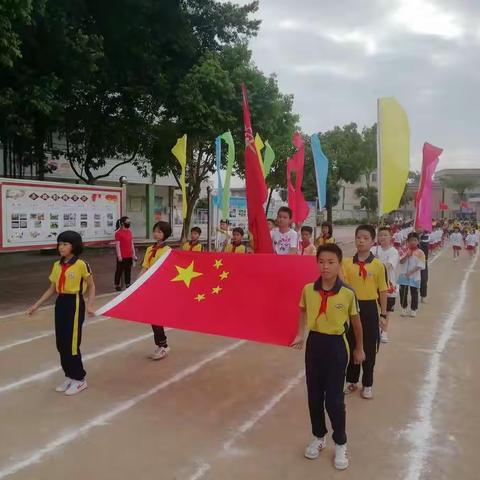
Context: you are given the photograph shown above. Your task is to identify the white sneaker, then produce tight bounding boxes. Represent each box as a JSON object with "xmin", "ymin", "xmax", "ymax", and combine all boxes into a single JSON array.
[
  {"xmin": 362, "ymin": 386, "xmax": 373, "ymax": 399},
  {"xmin": 65, "ymin": 379, "xmax": 87, "ymax": 396},
  {"xmin": 344, "ymin": 382, "xmax": 358, "ymax": 395},
  {"xmin": 334, "ymin": 443, "xmax": 349, "ymax": 470},
  {"xmin": 380, "ymin": 331, "xmax": 389, "ymax": 343},
  {"xmin": 410, "ymin": 310, "xmax": 417, "ymax": 318},
  {"xmin": 149, "ymin": 346, "xmax": 170, "ymax": 360},
  {"xmin": 55, "ymin": 378, "xmax": 72, "ymax": 392},
  {"xmin": 400, "ymin": 308, "xmax": 409, "ymax": 317},
  {"xmin": 304, "ymin": 436, "xmax": 326, "ymax": 459}
]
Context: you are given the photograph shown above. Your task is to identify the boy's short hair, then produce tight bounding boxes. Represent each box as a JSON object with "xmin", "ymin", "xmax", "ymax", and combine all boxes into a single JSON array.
[
  {"xmin": 57, "ymin": 230, "xmax": 83, "ymax": 256},
  {"xmin": 232, "ymin": 227, "xmax": 244, "ymax": 236},
  {"xmin": 267, "ymin": 218, "xmax": 276, "ymax": 224},
  {"xmin": 316, "ymin": 243, "xmax": 343, "ymax": 262},
  {"xmin": 378, "ymin": 226, "xmax": 391, "ymax": 234},
  {"xmin": 220, "ymin": 219, "xmax": 229, "ymax": 225},
  {"xmin": 407, "ymin": 232, "xmax": 419, "ymax": 241},
  {"xmin": 355, "ymin": 224, "xmax": 376, "ymax": 240},
  {"xmin": 191, "ymin": 226, "xmax": 202, "ymax": 235},
  {"xmin": 301, "ymin": 226, "xmax": 313, "ymax": 234},
  {"xmin": 153, "ymin": 221, "xmax": 172, "ymax": 240},
  {"xmin": 277, "ymin": 206, "xmax": 293, "ymax": 218}
]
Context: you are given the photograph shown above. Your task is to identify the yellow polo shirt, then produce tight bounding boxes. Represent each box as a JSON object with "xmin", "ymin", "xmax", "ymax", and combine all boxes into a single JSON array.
[
  {"xmin": 315, "ymin": 236, "xmax": 336, "ymax": 248},
  {"xmin": 299, "ymin": 278, "xmax": 358, "ymax": 335},
  {"xmin": 182, "ymin": 241, "xmax": 203, "ymax": 252},
  {"xmin": 142, "ymin": 244, "xmax": 171, "ymax": 269},
  {"xmin": 49, "ymin": 257, "xmax": 91, "ymax": 294},
  {"xmin": 224, "ymin": 243, "xmax": 246, "ymax": 254},
  {"xmin": 342, "ymin": 253, "xmax": 388, "ymax": 300}
]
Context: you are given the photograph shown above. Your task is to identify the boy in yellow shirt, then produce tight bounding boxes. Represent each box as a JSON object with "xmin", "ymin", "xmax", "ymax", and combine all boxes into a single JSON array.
[
  {"xmin": 342, "ymin": 224, "xmax": 388, "ymax": 399},
  {"xmin": 140, "ymin": 221, "xmax": 172, "ymax": 360},
  {"xmin": 224, "ymin": 227, "xmax": 246, "ymax": 253},
  {"xmin": 292, "ymin": 243, "xmax": 365, "ymax": 470},
  {"xmin": 182, "ymin": 227, "xmax": 203, "ymax": 252}
]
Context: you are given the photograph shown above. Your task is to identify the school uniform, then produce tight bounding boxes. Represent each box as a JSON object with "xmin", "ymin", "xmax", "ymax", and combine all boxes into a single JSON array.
[
  {"xmin": 342, "ymin": 254, "xmax": 388, "ymax": 388},
  {"xmin": 224, "ymin": 243, "xmax": 246, "ymax": 254},
  {"xmin": 114, "ymin": 228, "xmax": 134, "ymax": 287},
  {"xmin": 299, "ymin": 241, "xmax": 317, "ymax": 256},
  {"xmin": 419, "ymin": 235, "xmax": 429, "ymax": 299},
  {"xmin": 315, "ymin": 236, "xmax": 336, "ymax": 248},
  {"xmin": 300, "ymin": 277, "xmax": 358, "ymax": 445},
  {"xmin": 182, "ymin": 241, "xmax": 203, "ymax": 252},
  {"xmin": 143, "ymin": 244, "xmax": 171, "ymax": 347},
  {"xmin": 49, "ymin": 257, "xmax": 91, "ymax": 381}
]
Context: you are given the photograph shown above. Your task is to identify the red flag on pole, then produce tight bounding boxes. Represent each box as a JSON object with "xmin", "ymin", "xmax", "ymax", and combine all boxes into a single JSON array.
[
  {"xmin": 96, "ymin": 250, "xmax": 318, "ymax": 346},
  {"xmin": 415, "ymin": 142, "xmax": 443, "ymax": 231},
  {"xmin": 287, "ymin": 132, "xmax": 310, "ymax": 225},
  {"xmin": 439, "ymin": 201, "xmax": 449, "ymax": 210},
  {"xmin": 241, "ymin": 83, "xmax": 273, "ymax": 253},
  {"xmin": 460, "ymin": 200, "xmax": 470, "ymax": 209}
]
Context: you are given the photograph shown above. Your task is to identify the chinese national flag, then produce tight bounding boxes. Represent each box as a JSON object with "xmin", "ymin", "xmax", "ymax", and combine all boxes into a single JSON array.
[
  {"xmin": 96, "ymin": 250, "xmax": 318, "ymax": 346},
  {"xmin": 241, "ymin": 83, "xmax": 273, "ymax": 253}
]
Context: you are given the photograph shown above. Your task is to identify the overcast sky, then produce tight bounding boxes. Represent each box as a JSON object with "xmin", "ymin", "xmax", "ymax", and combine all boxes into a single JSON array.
[{"xmin": 227, "ymin": 0, "xmax": 480, "ymax": 171}]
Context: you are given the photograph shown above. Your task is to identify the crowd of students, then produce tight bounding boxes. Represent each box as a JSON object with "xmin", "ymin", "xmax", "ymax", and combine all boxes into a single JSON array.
[{"xmin": 26, "ymin": 207, "xmax": 478, "ymax": 471}]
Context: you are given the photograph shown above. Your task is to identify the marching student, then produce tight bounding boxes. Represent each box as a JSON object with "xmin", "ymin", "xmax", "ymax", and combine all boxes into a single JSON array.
[
  {"xmin": 139, "ymin": 221, "xmax": 173, "ymax": 360},
  {"xmin": 267, "ymin": 218, "xmax": 276, "ymax": 231},
  {"xmin": 27, "ymin": 231, "xmax": 95, "ymax": 395},
  {"xmin": 271, "ymin": 207, "xmax": 298, "ymax": 255},
  {"xmin": 182, "ymin": 226, "xmax": 203, "ymax": 252},
  {"xmin": 299, "ymin": 226, "xmax": 317, "ymax": 256},
  {"xmin": 450, "ymin": 226, "xmax": 463, "ymax": 261},
  {"xmin": 114, "ymin": 216, "xmax": 136, "ymax": 291},
  {"xmin": 315, "ymin": 221, "xmax": 335, "ymax": 248},
  {"xmin": 465, "ymin": 229, "xmax": 478, "ymax": 257},
  {"xmin": 397, "ymin": 232, "xmax": 425, "ymax": 317},
  {"xmin": 342, "ymin": 225, "xmax": 388, "ymax": 399},
  {"xmin": 419, "ymin": 231, "xmax": 430, "ymax": 304},
  {"xmin": 371, "ymin": 226, "xmax": 399, "ymax": 343},
  {"xmin": 224, "ymin": 227, "xmax": 246, "ymax": 253},
  {"xmin": 291, "ymin": 243, "xmax": 365, "ymax": 470}
]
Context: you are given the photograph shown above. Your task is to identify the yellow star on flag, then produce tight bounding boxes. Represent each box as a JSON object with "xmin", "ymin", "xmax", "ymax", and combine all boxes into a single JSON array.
[
  {"xmin": 171, "ymin": 261, "xmax": 203, "ymax": 288},
  {"xmin": 219, "ymin": 270, "xmax": 229, "ymax": 280},
  {"xmin": 212, "ymin": 286, "xmax": 222, "ymax": 295},
  {"xmin": 195, "ymin": 293, "xmax": 206, "ymax": 302},
  {"xmin": 214, "ymin": 259, "xmax": 223, "ymax": 269}
]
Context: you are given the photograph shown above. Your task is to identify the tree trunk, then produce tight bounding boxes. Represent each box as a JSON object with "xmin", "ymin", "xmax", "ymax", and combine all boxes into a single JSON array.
[{"xmin": 180, "ymin": 193, "xmax": 198, "ymax": 242}]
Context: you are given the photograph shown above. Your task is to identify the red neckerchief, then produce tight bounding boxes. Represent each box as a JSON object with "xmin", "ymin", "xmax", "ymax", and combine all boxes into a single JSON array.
[
  {"xmin": 58, "ymin": 257, "xmax": 76, "ymax": 292},
  {"xmin": 188, "ymin": 241, "xmax": 199, "ymax": 251},
  {"xmin": 315, "ymin": 289, "xmax": 337, "ymax": 320},
  {"xmin": 301, "ymin": 240, "xmax": 310, "ymax": 255},
  {"xmin": 148, "ymin": 243, "xmax": 163, "ymax": 264},
  {"xmin": 353, "ymin": 253, "xmax": 374, "ymax": 280},
  {"xmin": 231, "ymin": 242, "xmax": 241, "ymax": 253}
]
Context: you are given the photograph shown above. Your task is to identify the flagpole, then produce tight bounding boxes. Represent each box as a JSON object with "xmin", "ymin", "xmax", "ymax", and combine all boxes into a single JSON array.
[{"xmin": 376, "ymin": 98, "xmax": 382, "ymax": 227}]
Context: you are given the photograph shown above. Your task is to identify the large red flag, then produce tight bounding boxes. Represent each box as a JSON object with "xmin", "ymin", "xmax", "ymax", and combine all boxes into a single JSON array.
[
  {"xmin": 241, "ymin": 83, "xmax": 273, "ymax": 253},
  {"xmin": 96, "ymin": 250, "xmax": 318, "ymax": 346},
  {"xmin": 415, "ymin": 142, "xmax": 443, "ymax": 231},
  {"xmin": 287, "ymin": 132, "xmax": 310, "ymax": 224}
]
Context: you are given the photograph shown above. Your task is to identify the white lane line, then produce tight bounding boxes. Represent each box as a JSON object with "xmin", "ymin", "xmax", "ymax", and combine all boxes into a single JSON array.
[
  {"xmin": 403, "ymin": 249, "xmax": 479, "ymax": 480},
  {"xmin": 187, "ymin": 370, "xmax": 304, "ymax": 480},
  {"xmin": 0, "ymin": 292, "xmax": 117, "ymax": 320},
  {"xmin": 0, "ymin": 317, "xmax": 110, "ymax": 353},
  {"xmin": 0, "ymin": 340, "xmax": 245, "ymax": 480},
  {"xmin": 0, "ymin": 329, "xmax": 172, "ymax": 395}
]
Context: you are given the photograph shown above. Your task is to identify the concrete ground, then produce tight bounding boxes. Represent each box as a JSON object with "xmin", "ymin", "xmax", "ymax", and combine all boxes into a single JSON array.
[{"xmin": 1, "ymin": 233, "xmax": 477, "ymax": 479}]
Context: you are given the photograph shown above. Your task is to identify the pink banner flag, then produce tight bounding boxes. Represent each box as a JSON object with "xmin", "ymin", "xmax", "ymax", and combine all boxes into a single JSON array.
[
  {"xmin": 415, "ymin": 142, "xmax": 443, "ymax": 231},
  {"xmin": 287, "ymin": 132, "xmax": 310, "ymax": 224}
]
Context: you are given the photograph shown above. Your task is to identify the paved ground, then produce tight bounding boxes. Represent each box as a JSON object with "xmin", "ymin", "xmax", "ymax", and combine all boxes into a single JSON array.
[{"xmin": 1, "ymin": 233, "xmax": 477, "ymax": 479}]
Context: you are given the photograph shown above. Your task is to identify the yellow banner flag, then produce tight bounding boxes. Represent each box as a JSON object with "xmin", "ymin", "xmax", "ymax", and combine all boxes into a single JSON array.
[
  {"xmin": 377, "ymin": 98, "xmax": 410, "ymax": 216},
  {"xmin": 171, "ymin": 134, "xmax": 187, "ymax": 219},
  {"xmin": 255, "ymin": 133, "xmax": 265, "ymax": 177}
]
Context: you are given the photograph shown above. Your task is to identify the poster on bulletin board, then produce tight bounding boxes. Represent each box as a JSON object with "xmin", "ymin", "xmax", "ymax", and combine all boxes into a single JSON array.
[{"xmin": 0, "ymin": 178, "xmax": 123, "ymax": 252}]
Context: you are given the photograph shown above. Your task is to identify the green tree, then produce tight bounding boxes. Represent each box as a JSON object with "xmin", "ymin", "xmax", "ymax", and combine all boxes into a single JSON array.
[
  {"xmin": 439, "ymin": 176, "xmax": 478, "ymax": 203},
  {"xmin": 354, "ymin": 185, "xmax": 378, "ymax": 220}
]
